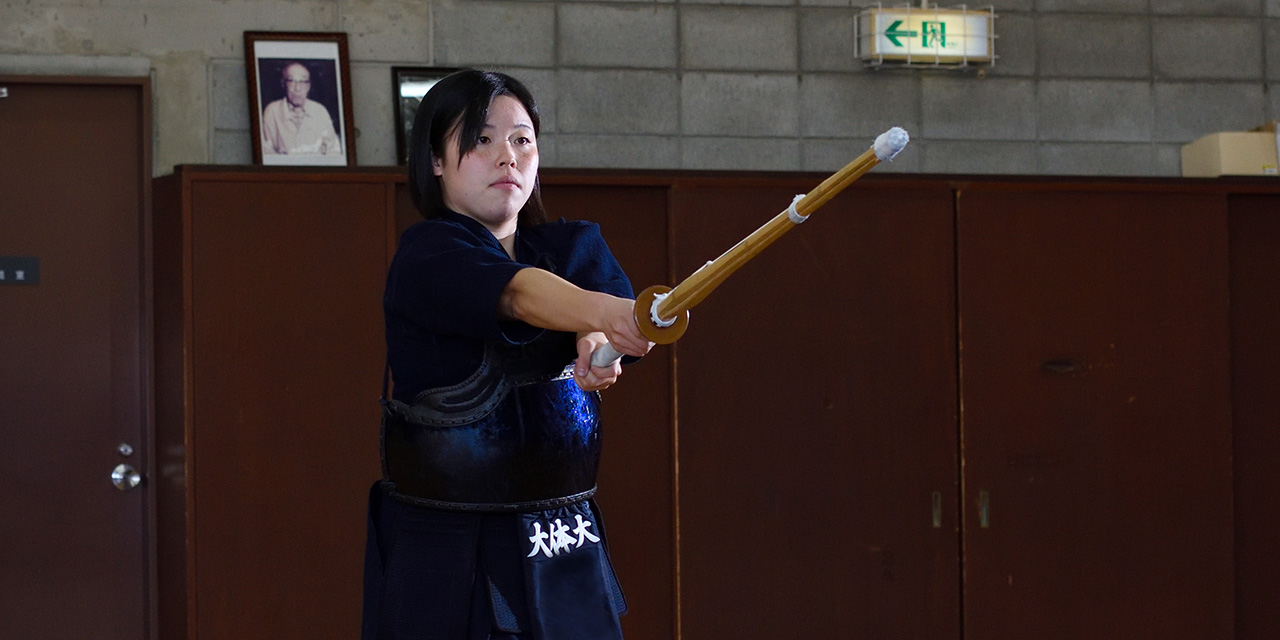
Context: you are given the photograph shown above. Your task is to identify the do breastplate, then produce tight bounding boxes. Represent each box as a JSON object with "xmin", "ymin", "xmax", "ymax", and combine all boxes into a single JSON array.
[{"xmin": 381, "ymin": 336, "xmax": 602, "ymax": 512}]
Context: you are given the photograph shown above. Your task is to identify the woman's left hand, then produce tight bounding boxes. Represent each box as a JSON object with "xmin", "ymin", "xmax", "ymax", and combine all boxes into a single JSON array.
[{"xmin": 573, "ymin": 332, "xmax": 624, "ymax": 391}]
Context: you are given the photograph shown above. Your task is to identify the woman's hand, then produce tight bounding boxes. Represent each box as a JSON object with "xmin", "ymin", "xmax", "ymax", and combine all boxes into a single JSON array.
[
  {"xmin": 573, "ymin": 332, "xmax": 624, "ymax": 391},
  {"xmin": 595, "ymin": 294, "xmax": 654, "ymax": 358}
]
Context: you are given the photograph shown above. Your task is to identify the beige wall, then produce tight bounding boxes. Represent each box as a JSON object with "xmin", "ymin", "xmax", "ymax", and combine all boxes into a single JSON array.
[{"xmin": 4, "ymin": 0, "xmax": 1280, "ymax": 177}]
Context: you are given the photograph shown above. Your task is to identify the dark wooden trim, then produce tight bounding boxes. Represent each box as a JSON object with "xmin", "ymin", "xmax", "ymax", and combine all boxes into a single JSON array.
[
  {"xmin": 159, "ymin": 164, "xmax": 1280, "ymax": 197},
  {"xmin": 131, "ymin": 74, "xmax": 160, "ymax": 640},
  {"xmin": 0, "ymin": 74, "xmax": 150, "ymax": 86},
  {"xmin": 1229, "ymin": 193, "xmax": 1280, "ymax": 640},
  {"xmin": 168, "ymin": 164, "xmax": 404, "ymax": 181}
]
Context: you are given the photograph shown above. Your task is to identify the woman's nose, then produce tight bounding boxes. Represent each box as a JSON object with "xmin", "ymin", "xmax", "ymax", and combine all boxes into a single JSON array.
[{"xmin": 496, "ymin": 143, "xmax": 517, "ymax": 167}]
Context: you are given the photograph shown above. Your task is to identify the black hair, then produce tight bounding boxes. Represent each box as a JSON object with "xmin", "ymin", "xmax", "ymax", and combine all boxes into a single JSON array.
[{"xmin": 406, "ymin": 69, "xmax": 546, "ymax": 225}]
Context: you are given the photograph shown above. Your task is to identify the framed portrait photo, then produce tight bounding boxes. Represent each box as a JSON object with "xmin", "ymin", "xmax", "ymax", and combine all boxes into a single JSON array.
[
  {"xmin": 392, "ymin": 66, "xmax": 457, "ymax": 165},
  {"xmin": 245, "ymin": 31, "xmax": 356, "ymax": 166}
]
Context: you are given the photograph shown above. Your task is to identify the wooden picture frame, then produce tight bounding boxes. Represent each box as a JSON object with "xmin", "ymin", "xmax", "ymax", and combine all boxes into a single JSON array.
[
  {"xmin": 391, "ymin": 66, "xmax": 457, "ymax": 166},
  {"xmin": 245, "ymin": 31, "xmax": 356, "ymax": 166}
]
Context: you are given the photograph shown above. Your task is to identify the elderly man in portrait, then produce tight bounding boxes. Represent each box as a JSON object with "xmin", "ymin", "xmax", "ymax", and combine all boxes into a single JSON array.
[{"xmin": 261, "ymin": 61, "xmax": 343, "ymax": 156}]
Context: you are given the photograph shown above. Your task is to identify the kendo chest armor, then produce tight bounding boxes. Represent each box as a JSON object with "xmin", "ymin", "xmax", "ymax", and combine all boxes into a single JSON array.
[{"xmin": 380, "ymin": 334, "xmax": 602, "ymax": 512}]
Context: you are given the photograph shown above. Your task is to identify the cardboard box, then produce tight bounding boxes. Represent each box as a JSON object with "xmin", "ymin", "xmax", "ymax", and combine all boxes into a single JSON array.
[
  {"xmin": 1181, "ymin": 131, "xmax": 1279, "ymax": 178},
  {"xmin": 1253, "ymin": 121, "xmax": 1280, "ymax": 172}
]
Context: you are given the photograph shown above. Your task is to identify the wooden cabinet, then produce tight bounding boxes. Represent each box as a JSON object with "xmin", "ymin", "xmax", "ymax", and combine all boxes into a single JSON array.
[
  {"xmin": 150, "ymin": 167, "xmax": 1280, "ymax": 640},
  {"xmin": 640, "ymin": 176, "xmax": 1258, "ymax": 640},
  {"xmin": 153, "ymin": 167, "xmax": 397, "ymax": 640}
]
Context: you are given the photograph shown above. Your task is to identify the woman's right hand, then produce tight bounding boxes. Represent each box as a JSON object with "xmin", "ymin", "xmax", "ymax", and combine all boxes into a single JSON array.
[{"xmin": 595, "ymin": 293, "xmax": 653, "ymax": 358}]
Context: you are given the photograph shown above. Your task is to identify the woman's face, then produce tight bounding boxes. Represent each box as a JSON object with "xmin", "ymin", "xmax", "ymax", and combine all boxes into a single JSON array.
[{"xmin": 433, "ymin": 95, "xmax": 539, "ymax": 236}]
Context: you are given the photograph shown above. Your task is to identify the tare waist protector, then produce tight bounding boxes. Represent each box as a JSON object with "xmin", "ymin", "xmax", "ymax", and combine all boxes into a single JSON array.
[{"xmin": 381, "ymin": 341, "xmax": 602, "ymax": 512}]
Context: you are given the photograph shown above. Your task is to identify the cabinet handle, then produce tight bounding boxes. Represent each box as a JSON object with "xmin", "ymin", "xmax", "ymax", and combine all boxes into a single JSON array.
[
  {"xmin": 1041, "ymin": 359, "xmax": 1080, "ymax": 374},
  {"xmin": 978, "ymin": 490, "xmax": 990, "ymax": 528},
  {"xmin": 932, "ymin": 491, "xmax": 943, "ymax": 528}
]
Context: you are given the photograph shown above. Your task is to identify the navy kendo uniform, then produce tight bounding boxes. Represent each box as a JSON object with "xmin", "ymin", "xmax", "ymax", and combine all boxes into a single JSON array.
[{"xmin": 362, "ymin": 209, "xmax": 633, "ymax": 640}]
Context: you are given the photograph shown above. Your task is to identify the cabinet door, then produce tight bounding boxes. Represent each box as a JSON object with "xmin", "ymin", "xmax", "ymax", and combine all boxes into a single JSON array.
[
  {"xmin": 188, "ymin": 178, "xmax": 388, "ymax": 640},
  {"xmin": 540, "ymin": 185, "xmax": 677, "ymax": 640},
  {"xmin": 673, "ymin": 183, "xmax": 960, "ymax": 639},
  {"xmin": 958, "ymin": 189, "xmax": 1232, "ymax": 639}
]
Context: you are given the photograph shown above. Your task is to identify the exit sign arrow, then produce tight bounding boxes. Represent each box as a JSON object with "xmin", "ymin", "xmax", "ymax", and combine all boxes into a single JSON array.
[{"xmin": 885, "ymin": 20, "xmax": 919, "ymax": 47}]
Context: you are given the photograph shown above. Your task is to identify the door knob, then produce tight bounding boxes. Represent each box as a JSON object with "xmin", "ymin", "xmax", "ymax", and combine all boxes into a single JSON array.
[{"xmin": 111, "ymin": 464, "xmax": 142, "ymax": 490}]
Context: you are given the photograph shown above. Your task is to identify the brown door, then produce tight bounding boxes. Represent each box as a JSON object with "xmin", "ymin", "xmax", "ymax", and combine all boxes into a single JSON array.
[
  {"xmin": 958, "ymin": 188, "xmax": 1232, "ymax": 639},
  {"xmin": 0, "ymin": 77, "xmax": 152, "ymax": 638}
]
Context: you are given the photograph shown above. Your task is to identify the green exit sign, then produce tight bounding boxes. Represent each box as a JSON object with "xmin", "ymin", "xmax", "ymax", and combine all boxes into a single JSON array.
[{"xmin": 857, "ymin": 7, "xmax": 995, "ymax": 66}]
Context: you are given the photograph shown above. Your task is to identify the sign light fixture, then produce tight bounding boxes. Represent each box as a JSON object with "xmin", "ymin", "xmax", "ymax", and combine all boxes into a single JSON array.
[{"xmin": 857, "ymin": 2, "xmax": 997, "ymax": 68}]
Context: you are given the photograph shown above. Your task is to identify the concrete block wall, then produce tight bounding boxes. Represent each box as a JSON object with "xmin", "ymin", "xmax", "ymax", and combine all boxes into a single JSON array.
[{"xmin": 4, "ymin": 0, "xmax": 1280, "ymax": 177}]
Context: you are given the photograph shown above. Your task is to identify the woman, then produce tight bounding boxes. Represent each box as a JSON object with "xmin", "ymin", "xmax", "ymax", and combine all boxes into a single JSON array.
[{"xmin": 362, "ymin": 70, "xmax": 654, "ymax": 640}]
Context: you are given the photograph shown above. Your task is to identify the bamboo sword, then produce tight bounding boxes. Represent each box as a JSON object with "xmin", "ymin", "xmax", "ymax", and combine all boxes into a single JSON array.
[{"xmin": 591, "ymin": 127, "xmax": 910, "ymax": 367}]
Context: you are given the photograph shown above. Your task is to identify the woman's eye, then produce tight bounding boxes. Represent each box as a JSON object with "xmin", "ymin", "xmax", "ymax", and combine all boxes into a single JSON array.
[
  {"xmin": 477, "ymin": 136, "xmax": 491, "ymax": 144},
  {"xmin": 515, "ymin": 136, "xmax": 533, "ymax": 145}
]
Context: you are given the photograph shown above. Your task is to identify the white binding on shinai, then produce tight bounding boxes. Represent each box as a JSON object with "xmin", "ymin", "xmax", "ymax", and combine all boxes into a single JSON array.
[
  {"xmin": 873, "ymin": 127, "xmax": 910, "ymax": 162},
  {"xmin": 787, "ymin": 194, "xmax": 808, "ymax": 224},
  {"xmin": 650, "ymin": 291, "xmax": 677, "ymax": 328}
]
